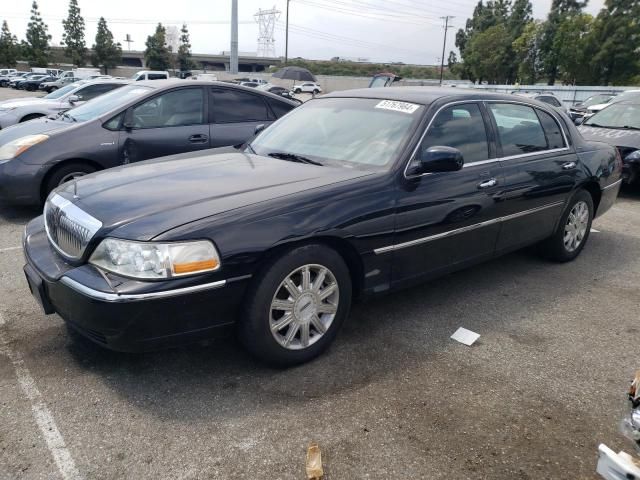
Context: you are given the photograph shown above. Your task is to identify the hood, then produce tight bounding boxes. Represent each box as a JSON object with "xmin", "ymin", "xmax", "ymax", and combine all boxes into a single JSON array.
[
  {"xmin": 587, "ymin": 103, "xmax": 608, "ymax": 112},
  {"xmin": 578, "ymin": 125, "xmax": 640, "ymax": 149},
  {"xmin": 0, "ymin": 117, "xmax": 75, "ymax": 144},
  {"xmin": 0, "ymin": 98, "xmax": 51, "ymax": 109},
  {"xmin": 55, "ymin": 152, "xmax": 374, "ymax": 240}
]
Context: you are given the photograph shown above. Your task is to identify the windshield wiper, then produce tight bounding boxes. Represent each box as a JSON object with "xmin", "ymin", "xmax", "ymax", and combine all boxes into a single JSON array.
[
  {"xmin": 62, "ymin": 112, "xmax": 77, "ymax": 122},
  {"xmin": 267, "ymin": 152, "xmax": 323, "ymax": 166},
  {"xmin": 583, "ymin": 123, "xmax": 613, "ymax": 129},
  {"xmin": 621, "ymin": 125, "xmax": 640, "ymax": 131}
]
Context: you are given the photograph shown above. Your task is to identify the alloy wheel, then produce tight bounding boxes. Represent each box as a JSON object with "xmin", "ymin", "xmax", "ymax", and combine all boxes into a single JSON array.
[
  {"xmin": 269, "ymin": 264, "xmax": 339, "ymax": 350},
  {"xmin": 563, "ymin": 200, "xmax": 589, "ymax": 252}
]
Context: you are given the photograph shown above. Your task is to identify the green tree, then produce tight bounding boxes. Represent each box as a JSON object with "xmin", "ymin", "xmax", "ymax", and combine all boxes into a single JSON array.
[
  {"xmin": 0, "ymin": 21, "xmax": 19, "ymax": 67},
  {"xmin": 512, "ymin": 20, "xmax": 544, "ymax": 84},
  {"xmin": 539, "ymin": 0, "xmax": 588, "ymax": 84},
  {"xmin": 91, "ymin": 17, "xmax": 122, "ymax": 74},
  {"xmin": 24, "ymin": 1, "xmax": 51, "ymax": 67},
  {"xmin": 61, "ymin": 0, "xmax": 86, "ymax": 66},
  {"xmin": 553, "ymin": 13, "xmax": 595, "ymax": 84},
  {"xmin": 464, "ymin": 24, "xmax": 513, "ymax": 83},
  {"xmin": 589, "ymin": 0, "xmax": 640, "ymax": 85},
  {"xmin": 144, "ymin": 23, "xmax": 171, "ymax": 71},
  {"xmin": 177, "ymin": 23, "xmax": 194, "ymax": 71}
]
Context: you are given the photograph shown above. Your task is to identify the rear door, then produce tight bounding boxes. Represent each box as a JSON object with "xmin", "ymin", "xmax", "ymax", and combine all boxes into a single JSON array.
[
  {"xmin": 486, "ymin": 102, "xmax": 578, "ymax": 253},
  {"xmin": 209, "ymin": 87, "xmax": 275, "ymax": 147},
  {"xmin": 118, "ymin": 86, "xmax": 210, "ymax": 163},
  {"xmin": 390, "ymin": 102, "xmax": 504, "ymax": 285}
]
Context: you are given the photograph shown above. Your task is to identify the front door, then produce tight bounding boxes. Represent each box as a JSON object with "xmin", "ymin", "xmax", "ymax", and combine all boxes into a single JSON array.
[
  {"xmin": 484, "ymin": 102, "xmax": 578, "ymax": 253},
  {"xmin": 119, "ymin": 87, "xmax": 210, "ymax": 163},
  {"xmin": 389, "ymin": 102, "xmax": 504, "ymax": 286}
]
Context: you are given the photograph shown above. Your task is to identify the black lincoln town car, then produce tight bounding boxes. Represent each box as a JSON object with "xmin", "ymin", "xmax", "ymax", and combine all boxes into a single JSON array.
[{"xmin": 22, "ymin": 87, "xmax": 622, "ymax": 366}]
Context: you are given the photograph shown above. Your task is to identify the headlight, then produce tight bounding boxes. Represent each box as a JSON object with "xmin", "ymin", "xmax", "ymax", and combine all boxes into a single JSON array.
[
  {"xmin": 625, "ymin": 150, "xmax": 640, "ymax": 163},
  {"xmin": 89, "ymin": 238, "xmax": 221, "ymax": 280},
  {"xmin": 0, "ymin": 134, "xmax": 49, "ymax": 162}
]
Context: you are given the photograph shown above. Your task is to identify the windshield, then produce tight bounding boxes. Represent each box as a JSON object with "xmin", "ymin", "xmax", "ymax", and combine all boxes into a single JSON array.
[
  {"xmin": 584, "ymin": 103, "xmax": 640, "ymax": 129},
  {"xmin": 609, "ymin": 92, "xmax": 640, "ymax": 105},
  {"xmin": 581, "ymin": 94, "xmax": 613, "ymax": 108},
  {"xmin": 44, "ymin": 84, "xmax": 77, "ymax": 99},
  {"xmin": 250, "ymin": 97, "xmax": 424, "ymax": 169},
  {"xmin": 66, "ymin": 85, "xmax": 152, "ymax": 122}
]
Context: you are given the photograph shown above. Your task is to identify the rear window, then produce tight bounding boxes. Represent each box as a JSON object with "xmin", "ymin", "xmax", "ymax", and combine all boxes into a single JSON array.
[{"xmin": 489, "ymin": 103, "xmax": 547, "ymax": 156}]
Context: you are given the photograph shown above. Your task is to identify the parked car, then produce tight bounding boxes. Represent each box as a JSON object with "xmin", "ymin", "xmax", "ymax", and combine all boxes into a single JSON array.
[
  {"xmin": 368, "ymin": 72, "xmax": 402, "ymax": 88},
  {"xmin": 239, "ymin": 81, "xmax": 259, "ymax": 88},
  {"xmin": 1, "ymin": 72, "xmax": 27, "ymax": 87},
  {"xmin": 21, "ymin": 88, "xmax": 621, "ymax": 365},
  {"xmin": 190, "ymin": 73, "xmax": 218, "ymax": 81},
  {"xmin": 0, "ymin": 80, "xmax": 129, "ymax": 129},
  {"xmin": 0, "ymin": 80, "xmax": 298, "ymax": 204},
  {"xmin": 293, "ymin": 82, "xmax": 322, "ymax": 94},
  {"xmin": 568, "ymin": 93, "xmax": 617, "ymax": 121},
  {"xmin": 12, "ymin": 73, "xmax": 46, "ymax": 89},
  {"xmin": 131, "ymin": 70, "xmax": 169, "ymax": 81},
  {"xmin": 260, "ymin": 85, "xmax": 297, "ymax": 100},
  {"xmin": 0, "ymin": 68, "xmax": 17, "ymax": 77},
  {"xmin": 513, "ymin": 91, "xmax": 567, "ymax": 113},
  {"xmin": 39, "ymin": 76, "xmax": 81, "ymax": 93},
  {"xmin": 578, "ymin": 100, "xmax": 640, "ymax": 184},
  {"xmin": 586, "ymin": 90, "xmax": 640, "ymax": 116},
  {"xmin": 20, "ymin": 75, "xmax": 57, "ymax": 92}
]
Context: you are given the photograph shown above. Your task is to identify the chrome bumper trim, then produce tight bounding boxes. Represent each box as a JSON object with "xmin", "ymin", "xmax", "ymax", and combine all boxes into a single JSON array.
[
  {"xmin": 602, "ymin": 179, "xmax": 623, "ymax": 191},
  {"xmin": 60, "ymin": 276, "xmax": 227, "ymax": 303}
]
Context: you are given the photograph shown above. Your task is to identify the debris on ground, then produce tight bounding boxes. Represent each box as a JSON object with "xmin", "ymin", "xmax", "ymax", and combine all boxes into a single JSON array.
[
  {"xmin": 450, "ymin": 327, "xmax": 480, "ymax": 346},
  {"xmin": 306, "ymin": 443, "xmax": 323, "ymax": 480}
]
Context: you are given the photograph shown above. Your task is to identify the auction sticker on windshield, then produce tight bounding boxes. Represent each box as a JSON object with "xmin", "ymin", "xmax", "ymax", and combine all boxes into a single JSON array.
[{"xmin": 375, "ymin": 100, "xmax": 420, "ymax": 114}]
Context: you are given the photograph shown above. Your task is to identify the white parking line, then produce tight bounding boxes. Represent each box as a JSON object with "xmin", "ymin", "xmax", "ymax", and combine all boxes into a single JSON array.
[
  {"xmin": 0, "ymin": 246, "xmax": 21, "ymax": 252},
  {"xmin": 0, "ymin": 313, "xmax": 81, "ymax": 480}
]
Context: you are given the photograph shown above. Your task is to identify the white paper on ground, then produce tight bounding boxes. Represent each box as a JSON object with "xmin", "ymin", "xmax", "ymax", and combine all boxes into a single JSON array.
[
  {"xmin": 591, "ymin": 228, "xmax": 600, "ymax": 233},
  {"xmin": 451, "ymin": 327, "xmax": 480, "ymax": 346}
]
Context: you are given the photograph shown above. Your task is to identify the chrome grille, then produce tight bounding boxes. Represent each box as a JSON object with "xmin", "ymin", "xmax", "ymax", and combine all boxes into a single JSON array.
[{"xmin": 44, "ymin": 194, "xmax": 102, "ymax": 260}]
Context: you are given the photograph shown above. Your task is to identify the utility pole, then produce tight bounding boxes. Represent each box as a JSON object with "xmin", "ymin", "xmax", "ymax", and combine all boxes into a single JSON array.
[
  {"xmin": 439, "ymin": 16, "xmax": 454, "ymax": 86},
  {"xmin": 230, "ymin": 0, "xmax": 239, "ymax": 74},
  {"xmin": 284, "ymin": 0, "xmax": 290, "ymax": 64}
]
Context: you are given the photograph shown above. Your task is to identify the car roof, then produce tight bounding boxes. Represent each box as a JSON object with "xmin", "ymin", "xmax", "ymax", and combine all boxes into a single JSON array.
[
  {"xmin": 323, "ymin": 86, "xmax": 558, "ymax": 107},
  {"xmin": 133, "ymin": 79, "xmax": 299, "ymax": 105}
]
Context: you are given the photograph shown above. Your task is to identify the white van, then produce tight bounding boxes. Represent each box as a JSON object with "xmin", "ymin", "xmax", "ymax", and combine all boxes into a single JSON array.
[
  {"xmin": 0, "ymin": 69, "xmax": 17, "ymax": 76},
  {"xmin": 131, "ymin": 71, "xmax": 170, "ymax": 81},
  {"xmin": 190, "ymin": 73, "xmax": 218, "ymax": 81},
  {"xmin": 59, "ymin": 68, "xmax": 101, "ymax": 80}
]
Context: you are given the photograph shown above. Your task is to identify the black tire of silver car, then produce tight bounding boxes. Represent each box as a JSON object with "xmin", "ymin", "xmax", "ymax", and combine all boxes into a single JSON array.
[
  {"xmin": 238, "ymin": 244, "xmax": 352, "ymax": 366},
  {"xmin": 19, "ymin": 113, "xmax": 45, "ymax": 123},
  {"xmin": 541, "ymin": 189, "xmax": 594, "ymax": 262},
  {"xmin": 44, "ymin": 162, "xmax": 97, "ymax": 199},
  {"xmin": 313, "ymin": 89, "xmax": 319, "ymax": 94}
]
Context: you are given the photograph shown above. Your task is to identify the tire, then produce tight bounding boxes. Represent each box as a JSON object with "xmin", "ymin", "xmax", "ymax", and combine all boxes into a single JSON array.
[
  {"xmin": 43, "ymin": 162, "xmax": 97, "ymax": 200},
  {"xmin": 238, "ymin": 244, "xmax": 352, "ymax": 366},
  {"xmin": 539, "ymin": 189, "xmax": 594, "ymax": 262},
  {"xmin": 294, "ymin": 88, "xmax": 301, "ymax": 94},
  {"xmin": 49, "ymin": 86, "xmax": 58, "ymax": 92},
  {"xmin": 313, "ymin": 89, "xmax": 319, "ymax": 94},
  {"xmin": 19, "ymin": 114, "xmax": 45, "ymax": 123}
]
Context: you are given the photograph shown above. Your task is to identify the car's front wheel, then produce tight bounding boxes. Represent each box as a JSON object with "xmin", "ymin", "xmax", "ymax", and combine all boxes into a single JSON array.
[
  {"xmin": 540, "ymin": 189, "xmax": 594, "ymax": 262},
  {"xmin": 43, "ymin": 162, "xmax": 97, "ymax": 200},
  {"xmin": 238, "ymin": 244, "xmax": 352, "ymax": 366}
]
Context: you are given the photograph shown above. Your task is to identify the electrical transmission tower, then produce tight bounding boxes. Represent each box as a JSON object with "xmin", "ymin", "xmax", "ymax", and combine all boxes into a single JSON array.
[{"xmin": 254, "ymin": 6, "xmax": 280, "ymax": 57}]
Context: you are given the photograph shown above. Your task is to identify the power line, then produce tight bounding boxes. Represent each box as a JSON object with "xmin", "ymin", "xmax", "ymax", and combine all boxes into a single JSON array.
[{"xmin": 291, "ymin": 0, "xmax": 436, "ymax": 26}]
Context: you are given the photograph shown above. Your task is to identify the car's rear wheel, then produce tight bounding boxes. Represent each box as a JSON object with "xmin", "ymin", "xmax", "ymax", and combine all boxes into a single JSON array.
[
  {"xmin": 49, "ymin": 86, "xmax": 58, "ymax": 91},
  {"xmin": 43, "ymin": 162, "xmax": 97, "ymax": 199},
  {"xmin": 238, "ymin": 244, "xmax": 352, "ymax": 366},
  {"xmin": 540, "ymin": 189, "xmax": 594, "ymax": 262}
]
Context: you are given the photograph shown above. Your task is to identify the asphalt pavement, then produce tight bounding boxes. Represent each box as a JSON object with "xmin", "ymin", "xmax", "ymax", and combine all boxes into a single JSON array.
[{"xmin": 1, "ymin": 87, "xmax": 639, "ymax": 479}]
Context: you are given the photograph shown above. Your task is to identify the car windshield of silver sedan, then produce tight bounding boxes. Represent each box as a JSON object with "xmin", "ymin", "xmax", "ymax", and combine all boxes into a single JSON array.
[
  {"xmin": 583, "ymin": 103, "xmax": 640, "ymax": 130},
  {"xmin": 250, "ymin": 97, "xmax": 424, "ymax": 168},
  {"xmin": 65, "ymin": 85, "xmax": 152, "ymax": 122}
]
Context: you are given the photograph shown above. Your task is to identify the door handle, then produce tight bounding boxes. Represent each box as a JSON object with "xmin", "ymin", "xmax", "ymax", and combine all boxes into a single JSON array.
[
  {"xmin": 188, "ymin": 134, "xmax": 208, "ymax": 143},
  {"xmin": 562, "ymin": 161, "xmax": 577, "ymax": 170},
  {"xmin": 478, "ymin": 178, "xmax": 497, "ymax": 189}
]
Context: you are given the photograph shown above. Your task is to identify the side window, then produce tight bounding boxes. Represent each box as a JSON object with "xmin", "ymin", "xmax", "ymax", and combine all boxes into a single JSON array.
[
  {"xmin": 103, "ymin": 113, "xmax": 123, "ymax": 131},
  {"xmin": 267, "ymin": 98, "xmax": 295, "ymax": 118},
  {"xmin": 77, "ymin": 84, "xmax": 119, "ymax": 101},
  {"xmin": 211, "ymin": 88, "xmax": 269, "ymax": 123},
  {"xmin": 419, "ymin": 103, "xmax": 489, "ymax": 164},
  {"xmin": 536, "ymin": 109, "xmax": 566, "ymax": 149},
  {"xmin": 148, "ymin": 74, "xmax": 166, "ymax": 80},
  {"xmin": 488, "ymin": 103, "xmax": 547, "ymax": 156},
  {"xmin": 131, "ymin": 88, "xmax": 204, "ymax": 129}
]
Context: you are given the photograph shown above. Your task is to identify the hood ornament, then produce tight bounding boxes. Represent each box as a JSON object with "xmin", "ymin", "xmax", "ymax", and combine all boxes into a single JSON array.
[{"xmin": 73, "ymin": 180, "xmax": 79, "ymax": 200}]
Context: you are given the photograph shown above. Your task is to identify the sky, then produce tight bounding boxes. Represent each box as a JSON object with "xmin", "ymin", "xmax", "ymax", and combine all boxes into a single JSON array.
[{"xmin": 2, "ymin": 0, "xmax": 606, "ymax": 65}]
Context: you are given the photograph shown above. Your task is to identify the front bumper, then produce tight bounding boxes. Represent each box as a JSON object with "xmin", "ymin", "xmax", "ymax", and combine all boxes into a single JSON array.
[
  {"xmin": 0, "ymin": 158, "xmax": 42, "ymax": 205},
  {"xmin": 22, "ymin": 217, "xmax": 249, "ymax": 352},
  {"xmin": 0, "ymin": 111, "xmax": 19, "ymax": 129}
]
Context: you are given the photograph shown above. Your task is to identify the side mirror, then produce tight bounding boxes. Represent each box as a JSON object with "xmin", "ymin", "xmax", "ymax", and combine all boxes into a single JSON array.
[
  {"xmin": 123, "ymin": 109, "xmax": 135, "ymax": 130},
  {"xmin": 68, "ymin": 94, "xmax": 79, "ymax": 104},
  {"xmin": 574, "ymin": 117, "xmax": 583, "ymax": 126},
  {"xmin": 414, "ymin": 146, "xmax": 464, "ymax": 174},
  {"xmin": 254, "ymin": 124, "xmax": 266, "ymax": 135}
]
